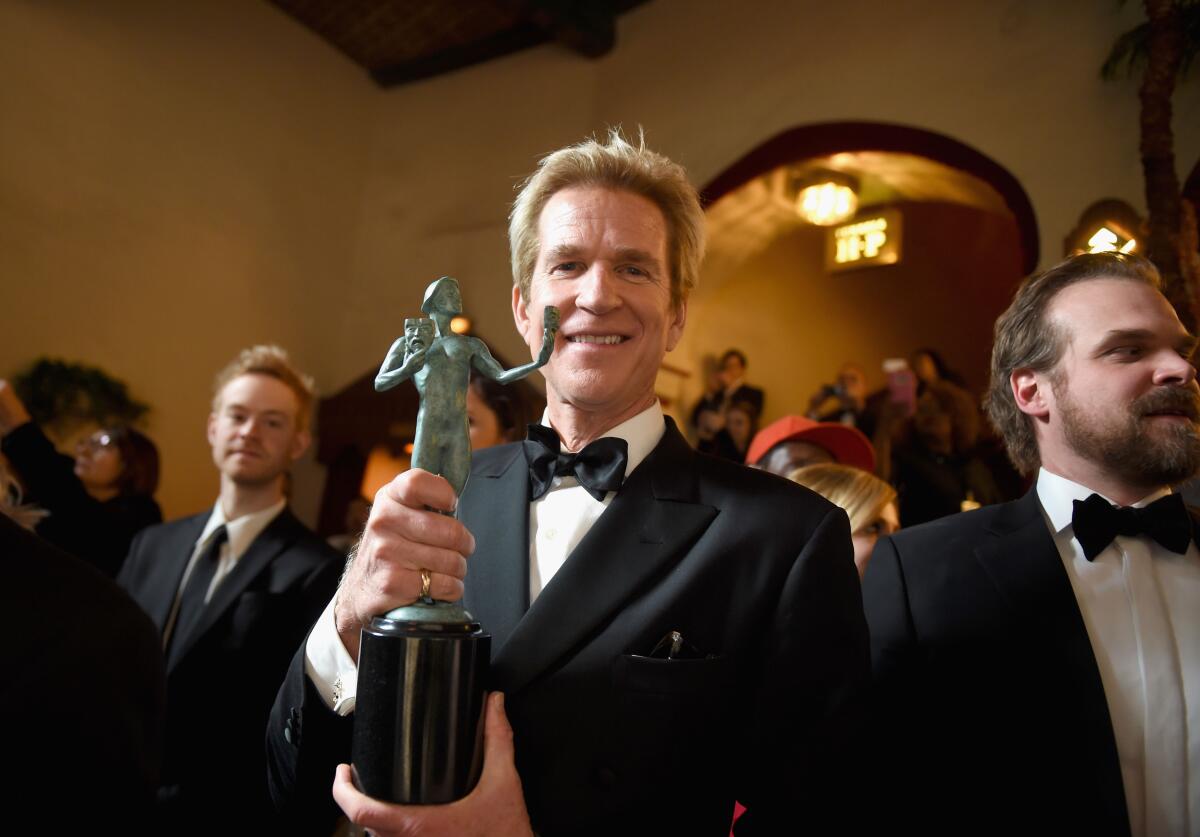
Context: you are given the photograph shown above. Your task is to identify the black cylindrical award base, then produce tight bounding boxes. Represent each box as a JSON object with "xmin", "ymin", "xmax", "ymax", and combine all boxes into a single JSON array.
[{"xmin": 352, "ymin": 601, "xmax": 490, "ymax": 804}]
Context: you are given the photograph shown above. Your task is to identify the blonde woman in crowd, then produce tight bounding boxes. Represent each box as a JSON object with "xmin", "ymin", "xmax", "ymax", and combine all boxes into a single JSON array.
[{"xmin": 789, "ymin": 462, "xmax": 898, "ymax": 576}]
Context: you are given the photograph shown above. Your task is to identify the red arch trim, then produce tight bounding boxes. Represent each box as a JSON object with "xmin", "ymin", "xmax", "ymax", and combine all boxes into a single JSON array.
[{"xmin": 699, "ymin": 121, "xmax": 1040, "ymax": 274}]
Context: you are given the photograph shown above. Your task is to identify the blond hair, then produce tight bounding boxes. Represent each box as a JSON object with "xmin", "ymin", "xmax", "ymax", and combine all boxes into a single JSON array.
[
  {"xmin": 1, "ymin": 459, "xmax": 48, "ymax": 531},
  {"xmin": 788, "ymin": 463, "xmax": 897, "ymax": 534},
  {"xmin": 211, "ymin": 345, "xmax": 316, "ymax": 432},
  {"xmin": 983, "ymin": 252, "xmax": 1162, "ymax": 474},
  {"xmin": 508, "ymin": 127, "xmax": 706, "ymax": 310}
]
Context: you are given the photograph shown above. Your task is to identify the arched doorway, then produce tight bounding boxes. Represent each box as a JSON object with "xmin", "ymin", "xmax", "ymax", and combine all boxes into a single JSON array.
[
  {"xmin": 675, "ymin": 121, "xmax": 1037, "ymax": 432},
  {"xmin": 699, "ymin": 121, "xmax": 1039, "ymax": 271}
]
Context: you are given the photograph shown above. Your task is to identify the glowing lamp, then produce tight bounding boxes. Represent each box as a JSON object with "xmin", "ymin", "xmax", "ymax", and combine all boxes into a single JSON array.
[
  {"xmin": 1086, "ymin": 226, "xmax": 1137, "ymax": 254},
  {"xmin": 795, "ymin": 171, "xmax": 859, "ymax": 226}
]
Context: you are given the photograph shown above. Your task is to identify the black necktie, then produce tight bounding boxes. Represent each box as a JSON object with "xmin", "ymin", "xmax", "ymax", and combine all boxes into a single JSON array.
[
  {"xmin": 1070, "ymin": 492, "xmax": 1193, "ymax": 561},
  {"xmin": 523, "ymin": 424, "xmax": 628, "ymax": 502},
  {"xmin": 168, "ymin": 525, "xmax": 228, "ymax": 649}
]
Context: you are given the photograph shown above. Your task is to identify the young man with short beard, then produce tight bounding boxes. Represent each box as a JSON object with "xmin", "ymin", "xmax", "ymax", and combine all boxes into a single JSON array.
[{"xmin": 863, "ymin": 252, "xmax": 1200, "ymax": 837}]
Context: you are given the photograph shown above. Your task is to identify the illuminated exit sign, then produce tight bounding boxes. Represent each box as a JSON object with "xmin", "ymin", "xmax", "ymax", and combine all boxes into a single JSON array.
[{"xmin": 826, "ymin": 209, "xmax": 902, "ymax": 272}]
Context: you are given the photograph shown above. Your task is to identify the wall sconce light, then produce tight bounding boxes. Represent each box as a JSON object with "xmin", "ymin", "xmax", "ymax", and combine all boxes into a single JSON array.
[
  {"xmin": 1064, "ymin": 199, "xmax": 1143, "ymax": 257},
  {"xmin": 1085, "ymin": 225, "xmax": 1137, "ymax": 254},
  {"xmin": 450, "ymin": 315, "xmax": 472, "ymax": 334},
  {"xmin": 795, "ymin": 170, "xmax": 859, "ymax": 226}
]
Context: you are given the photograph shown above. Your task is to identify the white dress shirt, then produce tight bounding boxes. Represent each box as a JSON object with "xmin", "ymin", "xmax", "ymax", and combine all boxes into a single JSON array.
[
  {"xmin": 1037, "ymin": 468, "xmax": 1199, "ymax": 837},
  {"xmin": 527, "ymin": 403, "xmax": 664, "ymax": 601},
  {"xmin": 304, "ymin": 402, "xmax": 667, "ymax": 715},
  {"xmin": 161, "ymin": 497, "xmax": 286, "ymax": 648}
]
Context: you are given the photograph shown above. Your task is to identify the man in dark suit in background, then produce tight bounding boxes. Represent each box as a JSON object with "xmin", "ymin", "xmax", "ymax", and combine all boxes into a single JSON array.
[
  {"xmin": 119, "ymin": 345, "xmax": 340, "ymax": 834},
  {"xmin": 267, "ymin": 130, "xmax": 868, "ymax": 836},
  {"xmin": 690, "ymin": 348, "xmax": 766, "ymax": 431},
  {"xmin": 863, "ymin": 252, "xmax": 1200, "ymax": 837},
  {"xmin": 713, "ymin": 348, "xmax": 765, "ymax": 417}
]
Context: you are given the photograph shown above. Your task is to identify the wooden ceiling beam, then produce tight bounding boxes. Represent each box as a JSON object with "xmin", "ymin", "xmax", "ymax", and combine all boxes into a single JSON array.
[
  {"xmin": 371, "ymin": 24, "xmax": 546, "ymax": 87},
  {"xmin": 523, "ymin": 0, "xmax": 617, "ymax": 58}
]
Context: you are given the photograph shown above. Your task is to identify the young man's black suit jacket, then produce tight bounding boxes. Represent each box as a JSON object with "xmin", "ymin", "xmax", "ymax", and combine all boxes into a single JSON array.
[
  {"xmin": 863, "ymin": 489, "xmax": 1135, "ymax": 837},
  {"xmin": 267, "ymin": 419, "xmax": 869, "ymax": 836},
  {"xmin": 119, "ymin": 506, "xmax": 341, "ymax": 835}
]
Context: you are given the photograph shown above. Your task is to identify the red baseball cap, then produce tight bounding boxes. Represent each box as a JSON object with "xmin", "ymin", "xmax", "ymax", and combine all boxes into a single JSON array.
[{"xmin": 745, "ymin": 415, "xmax": 876, "ymax": 472}]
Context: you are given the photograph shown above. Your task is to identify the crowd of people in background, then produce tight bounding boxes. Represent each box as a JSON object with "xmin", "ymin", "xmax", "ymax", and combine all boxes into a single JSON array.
[
  {"xmin": 687, "ymin": 344, "xmax": 1028, "ymax": 574},
  {"xmin": 650, "ymin": 333, "xmax": 1022, "ymax": 550}
]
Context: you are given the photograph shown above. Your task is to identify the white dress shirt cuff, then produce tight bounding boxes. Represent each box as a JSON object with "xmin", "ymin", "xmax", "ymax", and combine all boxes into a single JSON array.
[{"xmin": 303, "ymin": 594, "xmax": 358, "ymax": 716}]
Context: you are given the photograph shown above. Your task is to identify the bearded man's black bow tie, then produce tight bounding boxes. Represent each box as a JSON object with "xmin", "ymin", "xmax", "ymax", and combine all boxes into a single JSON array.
[
  {"xmin": 1070, "ymin": 492, "xmax": 1193, "ymax": 561},
  {"xmin": 523, "ymin": 423, "xmax": 628, "ymax": 502}
]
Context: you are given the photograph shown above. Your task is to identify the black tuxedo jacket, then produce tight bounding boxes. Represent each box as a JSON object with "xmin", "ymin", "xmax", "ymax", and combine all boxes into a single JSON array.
[
  {"xmin": 119, "ymin": 506, "xmax": 341, "ymax": 834},
  {"xmin": 1, "ymin": 512, "xmax": 165, "ymax": 834},
  {"xmin": 862, "ymin": 489, "xmax": 1131, "ymax": 836},
  {"xmin": 268, "ymin": 419, "xmax": 868, "ymax": 835}
]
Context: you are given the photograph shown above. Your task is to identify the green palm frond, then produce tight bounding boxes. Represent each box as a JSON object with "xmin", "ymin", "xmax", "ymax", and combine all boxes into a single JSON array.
[
  {"xmin": 13, "ymin": 358, "xmax": 149, "ymax": 429},
  {"xmin": 1101, "ymin": 1, "xmax": 1200, "ymax": 80}
]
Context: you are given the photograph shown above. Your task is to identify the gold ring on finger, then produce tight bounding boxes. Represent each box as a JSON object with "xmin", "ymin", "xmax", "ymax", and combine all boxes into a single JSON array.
[{"xmin": 419, "ymin": 569, "xmax": 432, "ymax": 600}]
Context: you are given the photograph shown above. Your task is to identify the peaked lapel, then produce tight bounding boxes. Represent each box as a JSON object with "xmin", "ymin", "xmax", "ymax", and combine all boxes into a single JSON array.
[
  {"xmin": 136, "ymin": 514, "xmax": 207, "ymax": 635},
  {"xmin": 166, "ymin": 508, "xmax": 301, "ymax": 672},
  {"xmin": 972, "ymin": 489, "xmax": 1129, "ymax": 828},
  {"xmin": 492, "ymin": 420, "xmax": 717, "ymax": 695},
  {"xmin": 461, "ymin": 444, "xmax": 530, "ymax": 655},
  {"xmin": 971, "ymin": 490, "xmax": 1069, "ymax": 615}
]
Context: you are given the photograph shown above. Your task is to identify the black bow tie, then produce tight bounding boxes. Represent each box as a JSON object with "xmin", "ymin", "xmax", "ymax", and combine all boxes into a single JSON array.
[
  {"xmin": 1070, "ymin": 492, "xmax": 1193, "ymax": 561},
  {"xmin": 523, "ymin": 423, "xmax": 628, "ymax": 502}
]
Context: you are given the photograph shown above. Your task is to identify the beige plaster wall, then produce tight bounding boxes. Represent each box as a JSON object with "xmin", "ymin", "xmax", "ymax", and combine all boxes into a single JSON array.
[
  {"xmin": 2, "ymin": 0, "xmax": 1197, "ymax": 520},
  {"xmin": 0, "ymin": 1, "xmax": 374, "ymax": 520}
]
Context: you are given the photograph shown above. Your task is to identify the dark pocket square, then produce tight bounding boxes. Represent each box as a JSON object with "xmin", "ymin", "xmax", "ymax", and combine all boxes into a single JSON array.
[{"xmin": 613, "ymin": 653, "xmax": 732, "ymax": 698}]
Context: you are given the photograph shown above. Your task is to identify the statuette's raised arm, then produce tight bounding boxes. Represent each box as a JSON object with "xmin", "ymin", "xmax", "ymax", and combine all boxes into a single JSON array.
[{"xmin": 475, "ymin": 306, "xmax": 559, "ymax": 385}]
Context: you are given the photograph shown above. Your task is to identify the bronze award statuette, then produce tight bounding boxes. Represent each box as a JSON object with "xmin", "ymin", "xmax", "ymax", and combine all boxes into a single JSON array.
[{"xmin": 353, "ymin": 276, "xmax": 557, "ymax": 803}]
